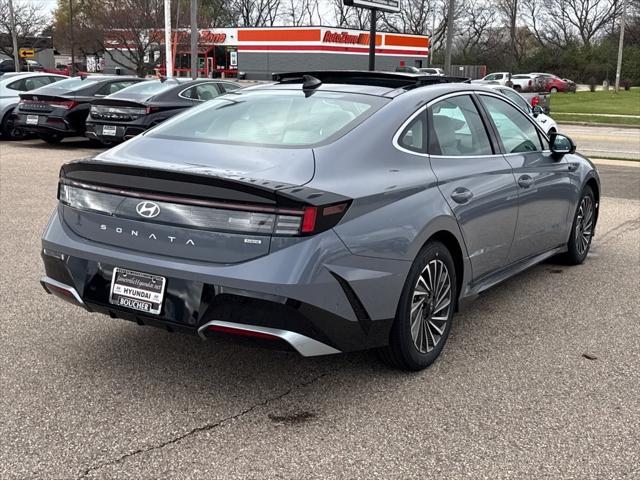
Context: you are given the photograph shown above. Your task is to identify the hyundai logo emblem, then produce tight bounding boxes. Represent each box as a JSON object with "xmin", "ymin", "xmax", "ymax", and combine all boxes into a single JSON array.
[{"xmin": 136, "ymin": 201, "xmax": 161, "ymax": 218}]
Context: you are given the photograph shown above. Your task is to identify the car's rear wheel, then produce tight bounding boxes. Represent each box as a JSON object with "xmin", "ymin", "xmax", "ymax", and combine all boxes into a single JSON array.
[
  {"xmin": 38, "ymin": 133, "xmax": 63, "ymax": 144},
  {"xmin": 1, "ymin": 112, "xmax": 27, "ymax": 140},
  {"xmin": 564, "ymin": 186, "xmax": 596, "ymax": 265},
  {"xmin": 380, "ymin": 241, "xmax": 457, "ymax": 371},
  {"xmin": 550, "ymin": 87, "xmax": 559, "ymax": 93}
]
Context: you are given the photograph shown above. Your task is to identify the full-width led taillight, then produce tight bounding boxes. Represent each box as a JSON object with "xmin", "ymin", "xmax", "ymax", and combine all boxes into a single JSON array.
[{"xmin": 20, "ymin": 99, "xmax": 78, "ymax": 110}]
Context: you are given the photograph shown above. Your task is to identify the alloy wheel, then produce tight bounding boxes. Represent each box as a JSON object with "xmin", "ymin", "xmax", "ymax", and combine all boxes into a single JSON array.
[
  {"xmin": 575, "ymin": 195, "xmax": 594, "ymax": 256},
  {"xmin": 410, "ymin": 259, "xmax": 452, "ymax": 353}
]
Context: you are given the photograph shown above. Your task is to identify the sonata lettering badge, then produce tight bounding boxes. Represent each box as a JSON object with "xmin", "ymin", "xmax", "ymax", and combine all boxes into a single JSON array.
[{"xmin": 109, "ymin": 268, "xmax": 166, "ymax": 315}]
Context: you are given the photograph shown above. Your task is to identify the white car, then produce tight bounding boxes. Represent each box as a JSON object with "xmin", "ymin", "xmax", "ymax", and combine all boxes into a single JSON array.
[
  {"xmin": 418, "ymin": 67, "xmax": 445, "ymax": 76},
  {"xmin": 509, "ymin": 74, "xmax": 543, "ymax": 91},
  {"xmin": 0, "ymin": 72, "xmax": 67, "ymax": 138},
  {"xmin": 487, "ymin": 84, "xmax": 558, "ymax": 136},
  {"xmin": 471, "ymin": 72, "xmax": 510, "ymax": 86}
]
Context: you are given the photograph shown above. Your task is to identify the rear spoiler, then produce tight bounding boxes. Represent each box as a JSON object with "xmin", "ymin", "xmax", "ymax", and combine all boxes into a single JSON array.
[{"xmin": 272, "ymin": 70, "xmax": 471, "ymax": 89}]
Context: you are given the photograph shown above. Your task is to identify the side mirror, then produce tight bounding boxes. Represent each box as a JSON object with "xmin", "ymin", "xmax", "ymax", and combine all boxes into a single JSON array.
[
  {"xmin": 532, "ymin": 105, "xmax": 543, "ymax": 117},
  {"xmin": 550, "ymin": 133, "xmax": 576, "ymax": 156}
]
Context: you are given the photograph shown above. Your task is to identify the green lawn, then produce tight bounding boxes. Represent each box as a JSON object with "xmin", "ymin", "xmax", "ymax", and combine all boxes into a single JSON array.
[
  {"xmin": 551, "ymin": 89, "xmax": 640, "ymax": 116},
  {"xmin": 553, "ymin": 113, "xmax": 640, "ymax": 126}
]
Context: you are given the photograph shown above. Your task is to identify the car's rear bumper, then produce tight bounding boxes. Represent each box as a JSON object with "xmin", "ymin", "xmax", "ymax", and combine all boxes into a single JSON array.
[
  {"xmin": 14, "ymin": 113, "xmax": 77, "ymax": 136},
  {"xmin": 85, "ymin": 121, "xmax": 146, "ymax": 143},
  {"xmin": 41, "ymin": 209, "xmax": 409, "ymax": 355}
]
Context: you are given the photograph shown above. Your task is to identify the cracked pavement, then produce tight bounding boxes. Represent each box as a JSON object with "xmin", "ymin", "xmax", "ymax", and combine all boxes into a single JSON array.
[{"xmin": 1, "ymin": 139, "xmax": 639, "ymax": 479}]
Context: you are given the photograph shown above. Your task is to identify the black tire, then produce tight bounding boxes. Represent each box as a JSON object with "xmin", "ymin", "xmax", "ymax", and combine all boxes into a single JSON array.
[
  {"xmin": 513, "ymin": 85, "xmax": 521, "ymax": 91},
  {"xmin": 380, "ymin": 241, "xmax": 457, "ymax": 371},
  {"xmin": 564, "ymin": 186, "xmax": 596, "ymax": 265},
  {"xmin": 38, "ymin": 133, "xmax": 63, "ymax": 144},
  {"xmin": 1, "ymin": 111, "xmax": 27, "ymax": 140}
]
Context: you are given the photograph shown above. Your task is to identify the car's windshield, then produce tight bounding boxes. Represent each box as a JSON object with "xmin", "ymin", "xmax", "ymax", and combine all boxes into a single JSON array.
[
  {"xmin": 148, "ymin": 89, "xmax": 387, "ymax": 147},
  {"xmin": 108, "ymin": 79, "xmax": 183, "ymax": 100},
  {"xmin": 43, "ymin": 77, "xmax": 100, "ymax": 91}
]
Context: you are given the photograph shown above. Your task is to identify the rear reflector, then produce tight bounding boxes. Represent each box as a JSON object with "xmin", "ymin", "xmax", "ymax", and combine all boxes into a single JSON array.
[{"xmin": 207, "ymin": 324, "xmax": 279, "ymax": 341}]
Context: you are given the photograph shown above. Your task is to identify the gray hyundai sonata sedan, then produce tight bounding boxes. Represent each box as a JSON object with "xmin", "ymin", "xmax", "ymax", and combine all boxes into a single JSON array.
[{"xmin": 40, "ymin": 71, "xmax": 600, "ymax": 370}]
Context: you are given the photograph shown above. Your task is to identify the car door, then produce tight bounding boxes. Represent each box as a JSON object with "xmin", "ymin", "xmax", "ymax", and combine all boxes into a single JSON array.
[
  {"xmin": 428, "ymin": 93, "xmax": 519, "ymax": 280},
  {"xmin": 476, "ymin": 93, "xmax": 574, "ymax": 262}
]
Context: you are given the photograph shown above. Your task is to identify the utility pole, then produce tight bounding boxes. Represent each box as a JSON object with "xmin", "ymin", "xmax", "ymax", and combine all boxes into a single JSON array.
[
  {"xmin": 443, "ymin": 0, "xmax": 455, "ymax": 75},
  {"xmin": 69, "ymin": 0, "xmax": 75, "ymax": 76},
  {"xmin": 614, "ymin": 0, "xmax": 626, "ymax": 92},
  {"xmin": 164, "ymin": 0, "xmax": 173, "ymax": 78},
  {"xmin": 190, "ymin": 0, "xmax": 198, "ymax": 79},
  {"xmin": 8, "ymin": 0, "xmax": 20, "ymax": 72},
  {"xmin": 368, "ymin": 8, "xmax": 377, "ymax": 71},
  {"xmin": 428, "ymin": 7, "xmax": 436, "ymax": 66}
]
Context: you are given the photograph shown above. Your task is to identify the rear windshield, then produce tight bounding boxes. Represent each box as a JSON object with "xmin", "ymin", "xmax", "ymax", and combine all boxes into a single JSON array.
[
  {"xmin": 110, "ymin": 79, "xmax": 185, "ymax": 100},
  {"xmin": 148, "ymin": 89, "xmax": 387, "ymax": 147},
  {"xmin": 43, "ymin": 77, "xmax": 100, "ymax": 91}
]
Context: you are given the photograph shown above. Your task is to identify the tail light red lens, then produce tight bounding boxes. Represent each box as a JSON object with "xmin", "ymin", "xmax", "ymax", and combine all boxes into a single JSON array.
[
  {"xmin": 531, "ymin": 96, "xmax": 540, "ymax": 107},
  {"xmin": 528, "ymin": 80, "xmax": 532, "ymax": 86},
  {"xmin": 20, "ymin": 99, "xmax": 77, "ymax": 110},
  {"xmin": 301, "ymin": 207, "xmax": 318, "ymax": 233}
]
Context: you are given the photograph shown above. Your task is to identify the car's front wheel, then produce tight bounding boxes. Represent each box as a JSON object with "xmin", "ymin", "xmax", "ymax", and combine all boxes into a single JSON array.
[
  {"xmin": 380, "ymin": 241, "xmax": 457, "ymax": 371},
  {"xmin": 564, "ymin": 186, "xmax": 596, "ymax": 265}
]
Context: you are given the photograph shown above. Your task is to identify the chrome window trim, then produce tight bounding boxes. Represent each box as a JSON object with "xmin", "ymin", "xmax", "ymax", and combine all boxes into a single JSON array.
[
  {"xmin": 391, "ymin": 105, "xmax": 429, "ymax": 157},
  {"xmin": 178, "ymin": 81, "xmax": 220, "ymax": 102}
]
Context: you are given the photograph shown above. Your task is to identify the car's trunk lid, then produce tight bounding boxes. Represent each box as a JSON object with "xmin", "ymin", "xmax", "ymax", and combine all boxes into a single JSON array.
[{"xmin": 58, "ymin": 140, "xmax": 316, "ymax": 264}]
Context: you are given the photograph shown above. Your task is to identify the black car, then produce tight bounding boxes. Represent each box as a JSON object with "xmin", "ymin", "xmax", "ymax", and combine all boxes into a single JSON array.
[
  {"xmin": 13, "ymin": 75, "xmax": 143, "ymax": 144},
  {"xmin": 85, "ymin": 78, "xmax": 241, "ymax": 145}
]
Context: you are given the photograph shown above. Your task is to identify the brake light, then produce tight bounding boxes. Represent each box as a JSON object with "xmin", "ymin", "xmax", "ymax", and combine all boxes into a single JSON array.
[
  {"xmin": 531, "ymin": 96, "xmax": 540, "ymax": 107},
  {"xmin": 528, "ymin": 80, "xmax": 532, "ymax": 86},
  {"xmin": 20, "ymin": 99, "xmax": 78, "ymax": 109},
  {"xmin": 146, "ymin": 106, "xmax": 159, "ymax": 114},
  {"xmin": 301, "ymin": 207, "xmax": 317, "ymax": 233}
]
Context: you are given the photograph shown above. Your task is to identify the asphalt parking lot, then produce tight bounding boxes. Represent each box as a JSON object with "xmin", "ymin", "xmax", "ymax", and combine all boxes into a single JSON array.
[{"xmin": 1, "ymin": 138, "xmax": 639, "ymax": 479}]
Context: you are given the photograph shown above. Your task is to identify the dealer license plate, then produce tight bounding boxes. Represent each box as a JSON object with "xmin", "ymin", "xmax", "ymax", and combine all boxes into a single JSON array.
[
  {"xmin": 109, "ymin": 268, "xmax": 166, "ymax": 315},
  {"xmin": 102, "ymin": 125, "xmax": 117, "ymax": 136},
  {"xmin": 26, "ymin": 115, "xmax": 39, "ymax": 125}
]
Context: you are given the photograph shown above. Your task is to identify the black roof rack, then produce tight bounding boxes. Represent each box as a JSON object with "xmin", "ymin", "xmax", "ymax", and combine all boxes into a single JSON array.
[{"xmin": 272, "ymin": 70, "xmax": 471, "ymax": 89}]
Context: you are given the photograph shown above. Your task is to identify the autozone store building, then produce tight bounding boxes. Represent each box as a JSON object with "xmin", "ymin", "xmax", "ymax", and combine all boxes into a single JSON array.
[{"xmin": 163, "ymin": 26, "xmax": 429, "ymax": 79}]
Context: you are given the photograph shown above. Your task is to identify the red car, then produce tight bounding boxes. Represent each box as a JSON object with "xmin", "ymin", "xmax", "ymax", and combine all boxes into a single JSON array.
[{"xmin": 530, "ymin": 73, "xmax": 573, "ymax": 93}]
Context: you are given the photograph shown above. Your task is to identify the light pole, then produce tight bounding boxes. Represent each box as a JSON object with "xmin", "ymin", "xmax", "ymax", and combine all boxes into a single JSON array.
[
  {"xmin": 443, "ymin": 0, "xmax": 455, "ymax": 75},
  {"xmin": 190, "ymin": 0, "xmax": 198, "ymax": 79},
  {"xmin": 8, "ymin": 0, "xmax": 20, "ymax": 72},
  {"xmin": 69, "ymin": 0, "xmax": 76, "ymax": 76},
  {"xmin": 164, "ymin": 0, "xmax": 173, "ymax": 77},
  {"xmin": 614, "ymin": 0, "xmax": 626, "ymax": 92}
]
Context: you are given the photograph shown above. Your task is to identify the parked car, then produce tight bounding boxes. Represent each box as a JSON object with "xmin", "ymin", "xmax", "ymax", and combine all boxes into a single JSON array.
[
  {"xmin": 40, "ymin": 70, "xmax": 600, "ymax": 371},
  {"xmin": 508, "ymin": 74, "xmax": 546, "ymax": 91},
  {"xmin": 0, "ymin": 72, "xmax": 67, "ymax": 139},
  {"xmin": 0, "ymin": 58, "xmax": 28, "ymax": 75},
  {"xmin": 487, "ymin": 84, "xmax": 558, "ymax": 136},
  {"xmin": 13, "ymin": 75, "xmax": 144, "ymax": 144},
  {"xmin": 471, "ymin": 72, "xmax": 510, "ymax": 86},
  {"xmin": 395, "ymin": 66, "xmax": 420, "ymax": 73},
  {"xmin": 418, "ymin": 67, "xmax": 445, "ymax": 76},
  {"xmin": 530, "ymin": 73, "xmax": 572, "ymax": 93},
  {"xmin": 85, "ymin": 78, "xmax": 241, "ymax": 145}
]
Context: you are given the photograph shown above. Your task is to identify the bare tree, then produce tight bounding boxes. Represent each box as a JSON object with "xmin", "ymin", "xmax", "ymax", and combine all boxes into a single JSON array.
[
  {"xmin": 0, "ymin": 0, "xmax": 49, "ymax": 59},
  {"xmin": 229, "ymin": 0, "xmax": 283, "ymax": 27},
  {"xmin": 282, "ymin": 0, "xmax": 322, "ymax": 26},
  {"xmin": 330, "ymin": 0, "xmax": 370, "ymax": 29}
]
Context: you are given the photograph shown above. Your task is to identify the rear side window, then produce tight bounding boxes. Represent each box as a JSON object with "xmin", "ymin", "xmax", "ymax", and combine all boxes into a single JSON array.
[
  {"xmin": 429, "ymin": 95, "xmax": 493, "ymax": 156},
  {"xmin": 479, "ymin": 95, "xmax": 543, "ymax": 153},
  {"xmin": 219, "ymin": 82, "xmax": 241, "ymax": 92},
  {"xmin": 398, "ymin": 112, "xmax": 425, "ymax": 153},
  {"xmin": 7, "ymin": 76, "xmax": 51, "ymax": 91},
  {"xmin": 194, "ymin": 83, "xmax": 221, "ymax": 101},
  {"xmin": 149, "ymin": 90, "xmax": 386, "ymax": 147}
]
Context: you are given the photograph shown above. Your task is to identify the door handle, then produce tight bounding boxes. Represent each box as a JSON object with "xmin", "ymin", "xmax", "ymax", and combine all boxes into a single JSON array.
[
  {"xmin": 518, "ymin": 175, "xmax": 534, "ymax": 188},
  {"xmin": 450, "ymin": 187, "xmax": 473, "ymax": 204}
]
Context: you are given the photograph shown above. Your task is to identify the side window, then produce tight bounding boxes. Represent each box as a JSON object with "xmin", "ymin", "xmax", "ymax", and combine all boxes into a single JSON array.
[
  {"xmin": 480, "ymin": 95, "xmax": 543, "ymax": 153},
  {"xmin": 397, "ymin": 111, "xmax": 425, "ymax": 153},
  {"xmin": 494, "ymin": 74, "xmax": 504, "ymax": 80},
  {"xmin": 220, "ymin": 82, "xmax": 240, "ymax": 92},
  {"xmin": 48, "ymin": 76, "xmax": 65, "ymax": 84},
  {"xmin": 428, "ymin": 95, "xmax": 493, "ymax": 156},
  {"xmin": 6, "ymin": 79, "xmax": 27, "ymax": 91},
  {"xmin": 23, "ymin": 76, "xmax": 51, "ymax": 91},
  {"xmin": 96, "ymin": 81, "xmax": 136, "ymax": 96},
  {"xmin": 502, "ymin": 89, "xmax": 530, "ymax": 112},
  {"xmin": 484, "ymin": 74, "xmax": 496, "ymax": 81},
  {"xmin": 179, "ymin": 86, "xmax": 198, "ymax": 100},
  {"xmin": 194, "ymin": 83, "xmax": 221, "ymax": 101}
]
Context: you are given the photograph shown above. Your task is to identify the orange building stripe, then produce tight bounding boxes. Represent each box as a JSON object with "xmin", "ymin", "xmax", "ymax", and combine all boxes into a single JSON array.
[
  {"xmin": 238, "ymin": 29, "xmax": 321, "ymax": 42},
  {"xmin": 385, "ymin": 34, "xmax": 429, "ymax": 48}
]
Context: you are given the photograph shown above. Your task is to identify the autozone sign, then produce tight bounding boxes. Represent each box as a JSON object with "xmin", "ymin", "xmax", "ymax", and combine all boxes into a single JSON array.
[
  {"xmin": 343, "ymin": 0, "xmax": 401, "ymax": 13},
  {"xmin": 323, "ymin": 31, "xmax": 370, "ymax": 45}
]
